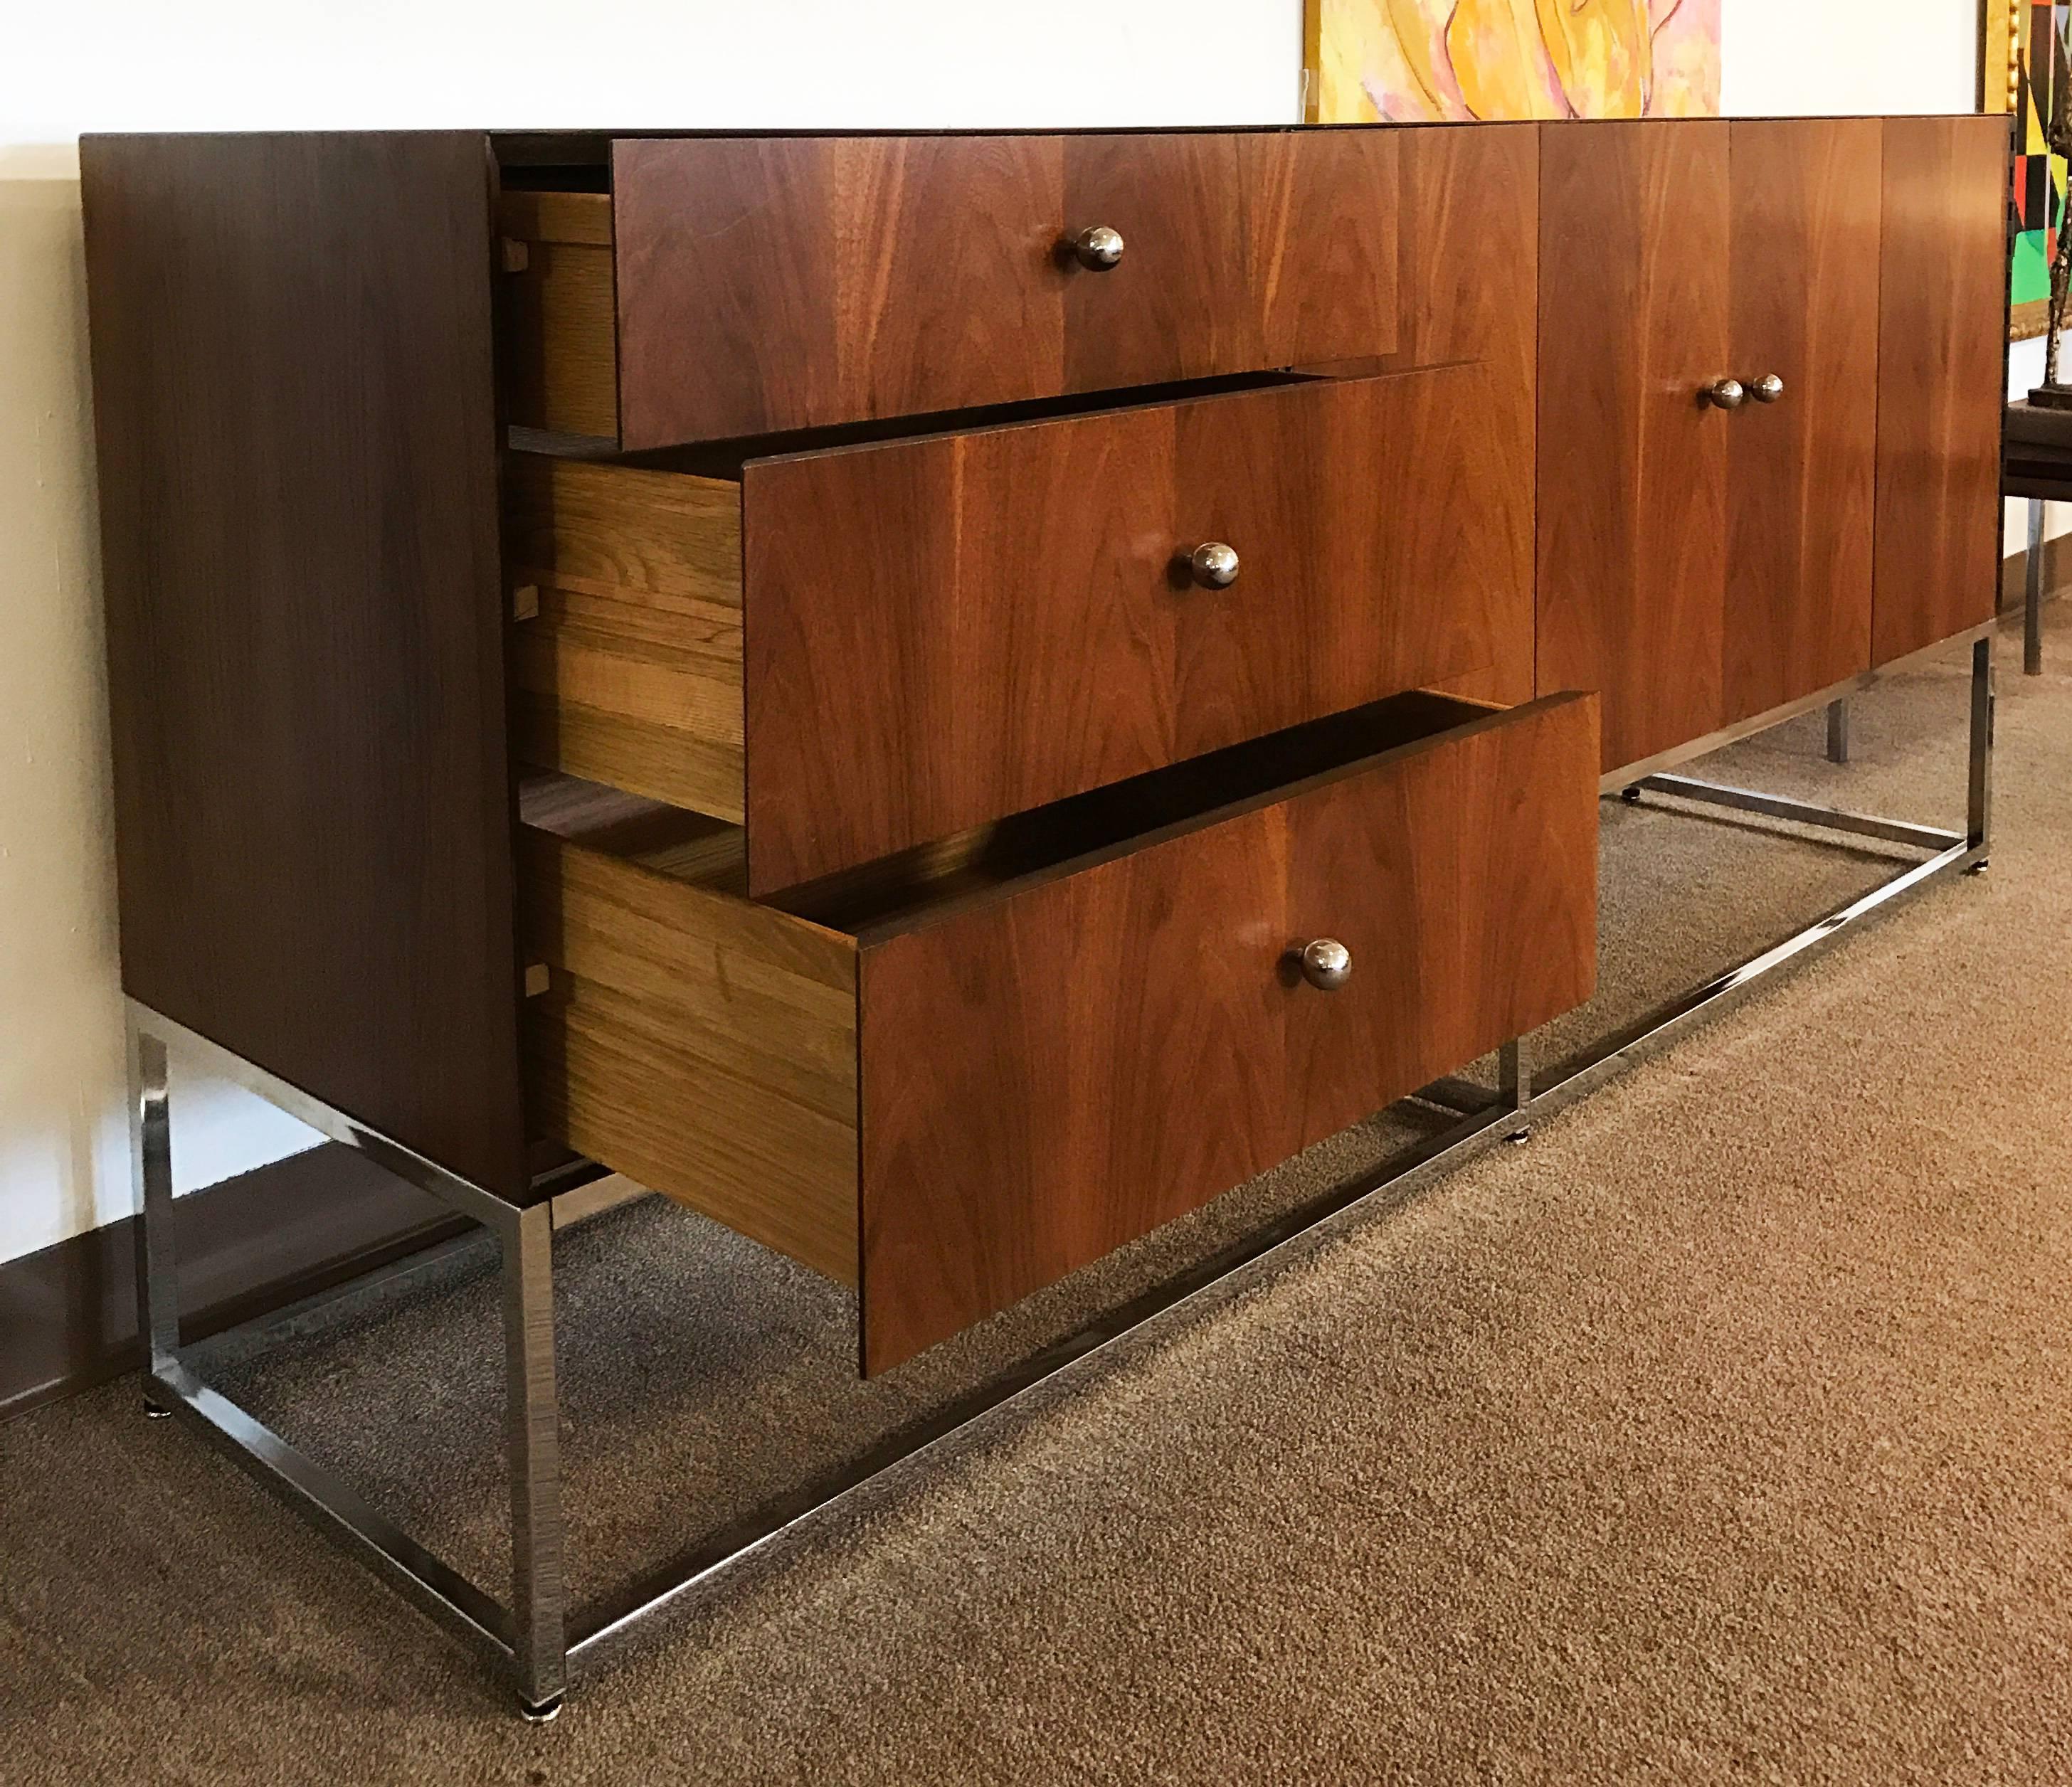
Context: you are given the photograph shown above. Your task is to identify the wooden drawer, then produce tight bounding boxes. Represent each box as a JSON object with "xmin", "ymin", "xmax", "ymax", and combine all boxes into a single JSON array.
[
  {"xmin": 505, "ymin": 365, "xmax": 1536, "ymax": 896},
  {"xmin": 518, "ymin": 688, "xmax": 1599, "ymax": 1374},
  {"xmin": 497, "ymin": 130, "xmax": 1402, "ymax": 447}
]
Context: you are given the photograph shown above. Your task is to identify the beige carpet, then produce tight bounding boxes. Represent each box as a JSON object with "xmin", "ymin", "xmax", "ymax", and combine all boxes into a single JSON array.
[{"xmin": 3, "ymin": 613, "xmax": 2068, "ymax": 1785}]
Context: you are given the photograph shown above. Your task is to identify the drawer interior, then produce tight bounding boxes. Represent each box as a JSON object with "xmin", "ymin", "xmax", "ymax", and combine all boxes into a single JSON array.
[
  {"xmin": 526, "ymin": 687, "xmax": 1511, "ymax": 943},
  {"xmin": 498, "ymin": 191, "xmax": 615, "ymax": 440},
  {"xmin": 517, "ymin": 776, "xmax": 861, "ymax": 1287},
  {"xmin": 776, "ymin": 689, "xmax": 1515, "ymax": 935},
  {"xmin": 505, "ymin": 455, "xmax": 746, "ymax": 823}
]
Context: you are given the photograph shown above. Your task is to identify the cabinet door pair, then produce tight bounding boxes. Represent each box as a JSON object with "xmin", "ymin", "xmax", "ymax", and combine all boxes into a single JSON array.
[{"xmin": 1537, "ymin": 118, "xmax": 2005, "ymax": 776}]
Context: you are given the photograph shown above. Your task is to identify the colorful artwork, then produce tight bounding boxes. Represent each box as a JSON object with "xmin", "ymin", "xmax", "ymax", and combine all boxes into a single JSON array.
[
  {"xmin": 1306, "ymin": 0, "xmax": 1721, "ymax": 123},
  {"xmin": 1996, "ymin": 2, "xmax": 2068, "ymax": 336}
]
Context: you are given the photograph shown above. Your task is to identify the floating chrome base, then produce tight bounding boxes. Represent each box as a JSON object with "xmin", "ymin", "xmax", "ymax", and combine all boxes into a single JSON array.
[{"xmin": 128, "ymin": 632, "xmax": 1993, "ymax": 1717}]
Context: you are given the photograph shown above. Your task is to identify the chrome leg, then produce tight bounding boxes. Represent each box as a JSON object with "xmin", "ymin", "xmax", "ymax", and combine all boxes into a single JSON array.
[
  {"xmin": 1967, "ymin": 630, "xmax": 1994, "ymax": 864},
  {"xmin": 504, "ymin": 1202, "xmax": 566, "ymax": 1718},
  {"xmin": 1824, "ymin": 699, "xmax": 1850, "ymax": 765},
  {"xmin": 1498, "ymin": 1038, "xmax": 1531, "ymax": 1142},
  {"xmin": 2026, "ymin": 499, "xmax": 2045, "ymax": 678},
  {"xmin": 130, "ymin": 1021, "xmax": 176, "ymax": 1411}
]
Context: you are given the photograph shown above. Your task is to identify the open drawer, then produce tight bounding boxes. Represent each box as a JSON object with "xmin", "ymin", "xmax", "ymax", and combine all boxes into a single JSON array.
[
  {"xmin": 518, "ymin": 687, "xmax": 1599, "ymax": 1374},
  {"xmin": 496, "ymin": 130, "xmax": 1401, "ymax": 447},
  {"xmin": 504, "ymin": 364, "xmax": 1536, "ymax": 898}
]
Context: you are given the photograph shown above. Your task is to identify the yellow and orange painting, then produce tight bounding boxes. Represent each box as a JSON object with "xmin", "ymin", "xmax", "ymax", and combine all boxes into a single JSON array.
[{"xmin": 1307, "ymin": 0, "xmax": 1722, "ymax": 122}]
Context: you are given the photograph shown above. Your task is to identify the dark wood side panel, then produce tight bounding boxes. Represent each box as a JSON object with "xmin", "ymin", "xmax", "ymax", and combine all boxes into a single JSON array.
[
  {"xmin": 613, "ymin": 136, "xmax": 1069, "ymax": 447},
  {"xmin": 81, "ymin": 132, "xmax": 529, "ymax": 1198},
  {"xmin": 1872, "ymin": 116, "xmax": 2008, "ymax": 666},
  {"xmin": 1723, "ymin": 120, "xmax": 1883, "ymax": 721},
  {"xmin": 1536, "ymin": 121, "xmax": 1731, "ymax": 774},
  {"xmin": 742, "ymin": 368, "xmax": 1533, "ymax": 896},
  {"xmin": 856, "ymin": 693, "xmax": 1600, "ymax": 1374}
]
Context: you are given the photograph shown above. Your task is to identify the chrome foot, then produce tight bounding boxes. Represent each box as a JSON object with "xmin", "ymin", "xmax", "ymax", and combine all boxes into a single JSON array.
[
  {"xmin": 1965, "ymin": 858, "xmax": 1990, "ymax": 876},
  {"xmin": 1619, "ymin": 785, "xmax": 1642, "ymax": 805},
  {"xmin": 1506, "ymin": 1127, "xmax": 1533, "ymax": 1146},
  {"xmin": 519, "ymin": 1694, "xmax": 564, "ymax": 1724},
  {"xmin": 143, "ymin": 1399, "xmax": 172, "ymax": 1420}
]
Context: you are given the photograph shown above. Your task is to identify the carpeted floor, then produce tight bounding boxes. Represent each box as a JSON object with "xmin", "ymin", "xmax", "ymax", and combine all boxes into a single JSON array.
[{"xmin": 4, "ymin": 613, "xmax": 2069, "ymax": 1785}]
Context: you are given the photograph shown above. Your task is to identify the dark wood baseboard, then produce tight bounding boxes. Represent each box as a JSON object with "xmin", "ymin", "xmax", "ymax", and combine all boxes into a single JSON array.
[{"xmin": 0, "ymin": 1145, "xmax": 467, "ymax": 1423}]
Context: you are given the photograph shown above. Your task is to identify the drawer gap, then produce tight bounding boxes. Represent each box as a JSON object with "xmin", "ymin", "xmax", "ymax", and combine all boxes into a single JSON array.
[
  {"xmin": 510, "ymin": 368, "xmax": 1327, "ymax": 479},
  {"xmin": 522, "ymin": 686, "xmax": 1523, "ymax": 945}
]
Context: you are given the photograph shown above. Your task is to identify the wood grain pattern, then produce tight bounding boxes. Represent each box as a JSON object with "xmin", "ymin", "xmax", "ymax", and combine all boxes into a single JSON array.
[
  {"xmin": 515, "ymin": 802, "xmax": 859, "ymax": 1284},
  {"xmin": 1241, "ymin": 129, "xmax": 1401, "ymax": 366},
  {"xmin": 497, "ymin": 190, "xmax": 617, "ymax": 439},
  {"xmin": 858, "ymin": 805, "xmax": 1290, "ymax": 1374},
  {"xmin": 1872, "ymin": 116, "xmax": 2008, "ymax": 666},
  {"xmin": 1062, "ymin": 133, "xmax": 1253, "ymax": 390},
  {"xmin": 1389, "ymin": 124, "xmax": 1539, "ymax": 705},
  {"xmin": 504, "ymin": 455, "xmax": 746, "ymax": 817},
  {"xmin": 857, "ymin": 691, "xmax": 1600, "ymax": 1374},
  {"xmin": 613, "ymin": 136, "xmax": 1069, "ymax": 447},
  {"xmin": 1723, "ymin": 120, "xmax": 1883, "ymax": 722},
  {"xmin": 742, "ymin": 367, "xmax": 1534, "ymax": 895},
  {"xmin": 1284, "ymin": 692, "xmax": 1599, "ymax": 1141},
  {"xmin": 81, "ymin": 132, "xmax": 530, "ymax": 1198},
  {"xmin": 601, "ymin": 132, "xmax": 1406, "ymax": 446},
  {"xmin": 1536, "ymin": 121, "xmax": 1732, "ymax": 774}
]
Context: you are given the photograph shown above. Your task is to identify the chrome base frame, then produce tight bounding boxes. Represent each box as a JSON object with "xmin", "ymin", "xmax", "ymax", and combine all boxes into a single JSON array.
[{"xmin": 128, "ymin": 634, "xmax": 1994, "ymax": 1717}]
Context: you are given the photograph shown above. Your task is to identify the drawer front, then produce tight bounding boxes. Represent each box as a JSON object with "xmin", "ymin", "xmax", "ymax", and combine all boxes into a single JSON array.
[
  {"xmin": 743, "ymin": 365, "xmax": 1533, "ymax": 894},
  {"xmin": 1061, "ymin": 131, "xmax": 1400, "ymax": 393},
  {"xmin": 575, "ymin": 132, "xmax": 1401, "ymax": 447},
  {"xmin": 855, "ymin": 691, "xmax": 1599, "ymax": 1373},
  {"xmin": 614, "ymin": 135, "xmax": 1066, "ymax": 449}
]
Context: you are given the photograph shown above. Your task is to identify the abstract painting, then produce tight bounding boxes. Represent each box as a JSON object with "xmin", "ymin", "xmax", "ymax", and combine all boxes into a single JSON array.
[
  {"xmin": 1306, "ymin": 0, "xmax": 1722, "ymax": 123},
  {"xmin": 1989, "ymin": 1, "xmax": 2068, "ymax": 339}
]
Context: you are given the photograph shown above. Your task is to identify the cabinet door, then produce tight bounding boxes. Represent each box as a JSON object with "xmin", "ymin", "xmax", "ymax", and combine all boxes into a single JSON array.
[
  {"xmin": 1723, "ymin": 121, "xmax": 1883, "ymax": 721},
  {"xmin": 1536, "ymin": 122, "xmax": 1732, "ymax": 775},
  {"xmin": 1871, "ymin": 117, "xmax": 2009, "ymax": 666}
]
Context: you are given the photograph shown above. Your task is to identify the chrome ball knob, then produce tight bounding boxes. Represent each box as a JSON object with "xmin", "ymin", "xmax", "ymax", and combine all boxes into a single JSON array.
[
  {"xmin": 1750, "ymin": 373, "xmax": 1785, "ymax": 404},
  {"xmin": 1299, "ymin": 938, "xmax": 1353, "ymax": 992},
  {"xmin": 1706, "ymin": 377, "xmax": 1747, "ymax": 410},
  {"xmin": 1073, "ymin": 225, "xmax": 1126, "ymax": 270},
  {"xmin": 1188, "ymin": 541, "xmax": 1240, "ymax": 589}
]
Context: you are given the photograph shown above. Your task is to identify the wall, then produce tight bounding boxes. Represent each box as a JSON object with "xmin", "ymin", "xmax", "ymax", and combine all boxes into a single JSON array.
[{"xmin": 0, "ymin": 0, "xmax": 1990, "ymax": 1266}]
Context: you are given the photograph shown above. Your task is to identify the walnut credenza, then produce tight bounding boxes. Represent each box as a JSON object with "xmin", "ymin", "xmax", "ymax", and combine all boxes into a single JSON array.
[{"xmin": 80, "ymin": 118, "xmax": 2005, "ymax": 1711}]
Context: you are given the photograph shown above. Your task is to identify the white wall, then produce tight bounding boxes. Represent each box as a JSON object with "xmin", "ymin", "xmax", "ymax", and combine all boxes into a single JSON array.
[
  {"xmin": 1722, "ymin": 1, "xmax": 1978, "ymax": 117},
  {"xmin": 0, "ymin": 0, "xmax": 1990, "ymax": 1266}
]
